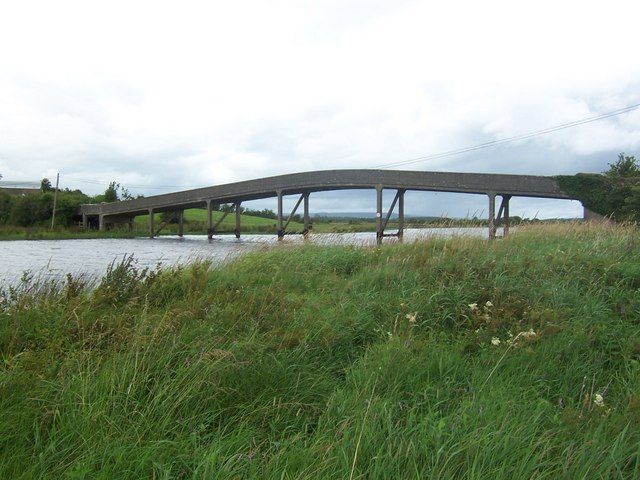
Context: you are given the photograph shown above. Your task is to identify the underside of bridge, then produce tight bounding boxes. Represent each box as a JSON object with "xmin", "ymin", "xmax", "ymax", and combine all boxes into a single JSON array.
[
  {"xmin": 83, "ymin": 189, "xmax": 522, "ymax": 243},
  {"xmin": 79, "ymin": 169, "xmax": 575, "ymax": 242}
]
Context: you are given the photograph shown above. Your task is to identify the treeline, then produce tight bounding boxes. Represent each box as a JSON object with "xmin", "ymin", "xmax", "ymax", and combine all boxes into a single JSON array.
[
  {"xmin": 0, "ymin": 180, "xmax": 131, "ymax": 228},
  {"xmin": 0, "ymin": 189, "xmax": 88, "ymax": 227}
]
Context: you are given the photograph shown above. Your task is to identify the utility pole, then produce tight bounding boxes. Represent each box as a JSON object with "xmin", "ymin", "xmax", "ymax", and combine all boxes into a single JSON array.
[{"xmin": 50, "ymin": 172, "xmax": 59, "ymax": 230}]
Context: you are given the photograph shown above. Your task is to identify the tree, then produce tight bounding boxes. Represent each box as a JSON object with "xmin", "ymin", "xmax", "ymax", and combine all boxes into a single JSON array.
[
  {"xmin": 41, "ymin": 178, "xmax": 52, "ymax": 192},
  {"xmin": 623, "ymin": 186, "xmax": 640, "ymax": 221},
  {"xmin": 10, "ymin": 193, "xmax": 53, "ymax": 226},
  {"xmin": 104, "ymin": 181, "xmax": 120, "ymax": 202},
  {"xmin": 604, "ymin": 153, "xmax": 639, "ymax": 178},
  {"xmin": 120, "ymin": 187, "xmax": 134, "ymax": 201},
  {"xmin": 0, "ymin": 191, "xmax": 12, "ymax": 224}
]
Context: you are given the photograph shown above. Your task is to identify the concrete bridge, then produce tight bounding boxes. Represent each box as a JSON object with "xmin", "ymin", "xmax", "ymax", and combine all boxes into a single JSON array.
[{"xmin": 79, "ymin": 169, "xmax": 575, "ymax": 242}]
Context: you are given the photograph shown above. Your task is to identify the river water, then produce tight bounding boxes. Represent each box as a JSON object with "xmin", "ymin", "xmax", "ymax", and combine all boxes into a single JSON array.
[{"xmin": 0, "ymin": 228, "xmax": 492, "ymax": 286}]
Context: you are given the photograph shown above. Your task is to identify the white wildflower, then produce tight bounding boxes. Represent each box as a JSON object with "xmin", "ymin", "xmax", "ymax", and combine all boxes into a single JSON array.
[
  {"xmin": 468, "ymin": 303, "xmax": 478, "ymax": 312},
  {"xmin": 405, "ymin": 312, "xmax": 417, "ymax": 324},
  {"xmin": 593, "ymin": 393, "xmax": 605, "ymax": 408},
  {"xmin": 491, "ymin": 337, "xmax": 501, "ymax": 346},
  {"xmin": 485, "ymin": 301, "xmax": 493, "ymax": 307}
]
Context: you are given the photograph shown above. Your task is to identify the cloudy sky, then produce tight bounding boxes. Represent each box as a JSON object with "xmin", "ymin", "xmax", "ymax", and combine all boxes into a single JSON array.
[{"xmin": 1, "ymin": 0, "xmax": 639, "ymax": 218}]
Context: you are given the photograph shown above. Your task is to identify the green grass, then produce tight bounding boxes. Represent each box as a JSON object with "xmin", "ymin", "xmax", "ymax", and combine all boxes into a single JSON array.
[
  {"xmin": 1, "ymin": 223, "xmax": 639, "ymax": 478},
  {"xmin": 136, "ymin": 209, "xmax": 378, "ymax": 234},
  {"xmin": 138, "ymin": 208, "xmax": 297, "ymax": 232},
  {"xmin": 0, "ymin": 225, "xmax": 140, "ymax": 241}
]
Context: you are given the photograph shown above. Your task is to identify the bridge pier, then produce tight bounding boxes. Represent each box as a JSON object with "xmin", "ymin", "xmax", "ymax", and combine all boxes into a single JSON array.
[
  {"xmin": 178, "ymin": 210, "xmax": 184, "ymax": 237},
  {"xmin": 276, "ymin": 191, "xmax": 311, "ymax": 238},
  {"xmin": 303, "ymin": 192, "xmax": 311, "ymax": 236},
  {"xmin": 488, "ymin": 193, "xmax": 496, "ymax": 239},
  {"xmin": 376, "ymin": 185, "xmax": 383, "ymax": 245},
  {"xmin": 148, "ymin": 208, "xmax": 155, "ymax": 238},
  {"xmin": 398, "ymin": 189, "xmax": 405, "ymax": 241},
  {"xmin": 376, "ymin": 187, "xmax": 405, "ymax": 245},
  {"xmin": 235, "ymin": 202, "xmax": 241, "ymax": 239},
  {"xmin": 206, "ymin": 200, "xmax": 214, "ymax": 239},
  {"xmin": 495, "ymin": 195, "xmax": 511, "ymax": 237},
  {"xmin": 277, "ymin": 191, "xmax": 284, "ymax": 239},
  {"xmin": 99, "ymin": 214, "xmax": 105, "ymax": 231}
]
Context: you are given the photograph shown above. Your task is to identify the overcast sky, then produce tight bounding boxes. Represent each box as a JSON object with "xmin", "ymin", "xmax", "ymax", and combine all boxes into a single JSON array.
[{"xmin": 1, "ymin": 0, "xmax": 639, "ymax": 218}]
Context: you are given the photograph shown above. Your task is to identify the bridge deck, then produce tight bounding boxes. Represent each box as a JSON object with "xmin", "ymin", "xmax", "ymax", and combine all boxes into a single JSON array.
[{"xmin": 80, "ymin": 169, "xmax": 571, "ymax": 217}]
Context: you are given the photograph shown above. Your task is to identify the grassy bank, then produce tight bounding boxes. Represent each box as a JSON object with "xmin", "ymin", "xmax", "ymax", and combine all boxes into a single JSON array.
[
  {"xmin": 0, "ymin": 225, "xmax": 142, "ymax": 241},
  {"xmin": 1, "ymin": 224, "xmax": 639, "ymax": 478}
]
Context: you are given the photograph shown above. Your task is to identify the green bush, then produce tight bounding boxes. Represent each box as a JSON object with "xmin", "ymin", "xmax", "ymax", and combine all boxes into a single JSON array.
[
  {"xmin": 556, "ymin": 153, "xmax": 640, "ymax": 220},
  {"xmin": 0, "ymin": 191, "xmax": 12, "ymax": 225},
  {"xmin": 9, "ymin": 192, "xmax": 53, "ymax": 226}
]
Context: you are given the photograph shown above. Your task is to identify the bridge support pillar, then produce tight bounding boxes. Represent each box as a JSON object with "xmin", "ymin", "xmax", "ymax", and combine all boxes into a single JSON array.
[
  {"xmin": 99, "ymin": 214, "xmax": 105, "ymax": 231},
  {"xmin": 376, "ymin": 187, "xmax": 404, "ymax": 245},
  {"xmin": 488, "ymin": 193, "xmax": 496, "ymax": 239},
  {"xmin": 303, "ymin": 192, "xmax": 311, "ymax": 237},
  {"xmin": 148, "ymin": 208, "xmax": 155, "ymax": 238},
  {"xmin": 502, "ymin": 195, "xmax": 511, "ymax": 236},
  {"xmin": 376, "ymin": 185, "xmax": 383, "ymax": 245},
  {"xmin": 277, "ymin": 191, "xmax": 284, "ymax": 240},
  {"xmin": 494, "ymin": 195, "xmax": 512, "ymax": 237},
  {"xmin": 206, "ymin": 200, "xmax": 213, "ymax": 239},
  {"xmin": 398, "ymin": 189, "xmax": 405, "ymax": 242},
  {"xmin": 178, "ymin": 210, "xmax": 184, "ymax": 237},
  {"xmin": 82, "ymin": 213, "xmax": 88, "ymax": 230},
  {"xmin": 235, "ymin": 202, "xmax": 241, "ymax": 239}
]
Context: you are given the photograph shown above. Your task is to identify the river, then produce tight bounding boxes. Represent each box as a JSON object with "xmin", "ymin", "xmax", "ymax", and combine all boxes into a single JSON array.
[{"xmin": 0, "ymin": 228, "xmax": 493, "ymax": 286}]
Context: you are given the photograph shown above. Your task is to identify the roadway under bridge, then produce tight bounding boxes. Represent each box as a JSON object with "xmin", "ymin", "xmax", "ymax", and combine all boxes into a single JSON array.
[{"xmin": 79, "ymin": 169, "xmax": 577, "ymax": 243}]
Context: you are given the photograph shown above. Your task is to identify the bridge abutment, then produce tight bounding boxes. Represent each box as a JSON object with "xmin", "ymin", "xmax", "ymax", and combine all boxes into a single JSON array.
[{"xmin": 583, "ymin": 205, "xmax": 612, "ymax": 223}]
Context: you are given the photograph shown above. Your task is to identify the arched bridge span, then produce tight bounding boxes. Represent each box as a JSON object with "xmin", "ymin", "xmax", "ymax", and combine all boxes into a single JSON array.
[{"xmin": 79, "ymin": 169, "xmax": 575, "ymax": 242}]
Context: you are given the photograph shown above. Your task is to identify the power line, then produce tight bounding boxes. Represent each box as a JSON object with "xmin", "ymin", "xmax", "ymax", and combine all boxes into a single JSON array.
[
  {"xmin": 373, "ymin": 102, "xmax": 640, "ymax": 169},
  {"xmin": 51, "ymin": 101, "xmax": 640, "ymax": 190}
]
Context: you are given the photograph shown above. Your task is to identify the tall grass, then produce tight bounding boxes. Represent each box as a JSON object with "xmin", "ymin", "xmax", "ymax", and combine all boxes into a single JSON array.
[{"xmin": 1, "ymin": 223, "xmax": 639, "ymax": 478}]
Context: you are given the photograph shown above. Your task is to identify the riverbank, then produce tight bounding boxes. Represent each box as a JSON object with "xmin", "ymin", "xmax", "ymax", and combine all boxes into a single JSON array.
[
  {"xmin": 0, "ymin": 220, "xmax": 415, "ymax": 240},
  {"xmin": 1, "ymin": 223, "xmax": 639, "ymax": 478},
  {"xmin": 0, "ymin": 223, "xmax": 386, "ymax": 240}
]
